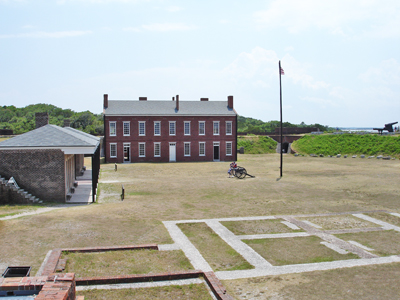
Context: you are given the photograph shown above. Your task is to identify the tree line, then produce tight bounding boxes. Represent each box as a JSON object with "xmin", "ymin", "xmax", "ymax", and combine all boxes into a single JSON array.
[
  {"xmin": 0, "ymin": 104, "xmax": 331, "ymax": 136},
  {"xmin": 0, "ymin": 104, "xmax": 103, "ymax": 135}
]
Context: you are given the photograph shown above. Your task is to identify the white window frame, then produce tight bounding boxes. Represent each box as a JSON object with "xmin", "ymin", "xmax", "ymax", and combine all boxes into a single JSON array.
[
  {"xmin": 213, "ymin": 121, "xmax": 220, "ymax": 135},
  {"xmin": 109, "ymin": 121, "xmax": 116, "ymax": 136},
  {"xmin": 139, "ymin": 121, "xmax": 146, "ymax": 136},
  {"xmin": 199, "ymin": 142, "xmax": 205, "ymax": 156},
  {"xmin": 226, "ymin": 141, "xmax": 232, "ymax": 156},
  {"xmin": 154, "ymin": 142, "xmax": 161, "ymax": 157},
  {"xmin": 184, "ymin": 142, "xmax": 191, "ymax": 156},
  {"xmin": 199, "ymin": 121, "xmax": 205, "ymax": 135},
  {"xmin": 139, "ymin": 142, "xmax": 146, "ymax": 157},
  {"xmin": 123, "ymin": 121, "xmax": 130, "ymax": 136},
  {"xmin": 226, "ymin": 121, "xmax": 232, "ymax": 135},
  {"xmin": 110, "ymin": 143, "xmax": 117, "ymax": 158},
  {"xmin": 169, "ymin": 121, "xmax": 176, "ymax": 136},
  {"xmin": 154, "ymin": 121, "xmax": 161, "ymax": 136},
  {"xmin": 184, "ymin": 121, "xmax": 191, "ymax": 136}
]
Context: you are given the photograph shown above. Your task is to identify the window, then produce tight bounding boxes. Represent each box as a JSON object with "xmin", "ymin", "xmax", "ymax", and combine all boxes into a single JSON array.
[
  {"xmin": 213, "ymin": 121, "xmax": 220, "ymax": 135},
  {"xmin": 139, "ymin": 121, "xmax": 146, "ymax": 136},
  {"xmin": 184, "ymin": 121, "xmax": 191, "ymax": 135},
  {"xmin": 199, "ymin": 121, "xmax": 205, "ymax": 135},
  {"xmin": 226, "ymin": 142, "xmax": 232, "ymax": 156},
  {"xmin": 184, "ymin": 142, "xmax": 191, "ymax": 156},
  {"xmin": 123, "ymin": 122, "xmax": 130, "ymax": 136},
  {"xmin": 226, "ymin": 121, "xmax": 232, "ymax": 135},
  {"xmin": 169, "ymin": 121, "xmax": 176, "ymax": 135},
  {"xmin": 154, "ymin": 121, "xmax": 161, "ymax": 136},
  {"xmin": 110, "ymin": 143, "xmax": 117, "ymax": 157},
  {"xmin": 199, "ymin": 142, "xmax": 205, "ymax": 156},
  {"xmin": 139, "ymin": 143, "xmax": 145, "ymax": 157},
  {"xmin": 154, "ymin": 142, "xmax": 161, "ymax": 157},
  {"xmin": 109, "ymin": 122, "xmax": 116, "ymax": 136}
]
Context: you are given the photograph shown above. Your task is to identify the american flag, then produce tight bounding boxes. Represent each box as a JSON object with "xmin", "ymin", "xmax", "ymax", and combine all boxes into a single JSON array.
[{"xmin": 280, "ymin": 67, "xmax": 285, "ymax": 75}]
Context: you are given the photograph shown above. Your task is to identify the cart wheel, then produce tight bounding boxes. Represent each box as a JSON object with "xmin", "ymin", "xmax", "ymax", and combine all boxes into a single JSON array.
[{"xmin": 238, "ymin": 168, "xmax": 246, "ymax": 179}]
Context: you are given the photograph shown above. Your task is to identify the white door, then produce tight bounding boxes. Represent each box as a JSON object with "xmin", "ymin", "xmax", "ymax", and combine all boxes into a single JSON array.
[{"xmin": 169, "ymin": 143, "xmax": 176, "ymax": 162}]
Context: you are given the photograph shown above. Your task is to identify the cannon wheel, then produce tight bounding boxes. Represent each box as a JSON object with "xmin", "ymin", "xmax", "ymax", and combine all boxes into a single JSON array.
[{"xmin": 236, "ymin": 168, "xmax": 247, "ymax": 179}]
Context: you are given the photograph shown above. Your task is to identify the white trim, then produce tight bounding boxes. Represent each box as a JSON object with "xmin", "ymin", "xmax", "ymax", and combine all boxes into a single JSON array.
[
  {"xmin": 184, "ymin": 121, "xmax": 191, "ymax": 136},
  {"xmin": 109, "ymin": 121, "xmax": 116, "ymax": 136},
  {"xmin": 139, "ymin": 142, "xmax": 146, "ymax": 157},
  {"xmin": 154, "ymin": 142, "xmax": 161, "ymax": 157},
  {"xmin": 139, "ymin": 121, "xmax": 146, "ymax": 136},
  {"xmin": 213, "ymin": 121, "xmax": 220, "ymax": 135},
  {"xmin": 226, "ymin": 141, "xmax": 233, "ymax": 156},
  {"xmin": 199, "ymin": 142, "xmax": 205, "ymax": 156},
  {"xmin": 110, "ymin": 143, "xmax": 117, "ymax": 158},
  {"xmin": 0, "ymin": 146, "xmax": 98, "ymax": 155},
  {"xmin": 184, "ymin": 142, "xmax": 191, "ymax": 156},
  {"xmin": 226, "ymin": 121, "xmax": 232, "ymax": 135},
  {"xmin": 169, "ymin": 121, "xmax": 176, "ymax": 136},
  {"xmin": 154, "ymin": 121, "xmax": 161, "ymax": 136},
  {"xmin": 123, "ymin": 121, "xmax": 130, "ymax": 136},
  {"xmin": 199, "ymin": 121, "xmax": 205, "ymax": 135}
]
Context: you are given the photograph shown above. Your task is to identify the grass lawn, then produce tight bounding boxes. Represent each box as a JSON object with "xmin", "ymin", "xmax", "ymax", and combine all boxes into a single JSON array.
[
  {"xmin": 178, "ymin": 222, "xmax": 254, "ymax": 271},
  {"xmin": 243, "ymin": 235, "xmax": 358, "ymax": 265},
  {"xmin": 221, "ymin": 218, "xmax": 304, "ymax": 235},
  {"xmin": 364, "ymin": 212, "xmax": 400, "ymax": 227},
  {"xmin": 297, "ymin": 215, "xmax": 380, "ymax": 230},
  {"xmin": 78, "ymin": 283, "xmax": 213, "ymax": 300},
  {"xmin": 335, "ymin": 230, "xmax": 400, "ymax": 256},
  {"xmin": 63, "ymin": 249, "xmax": 193, "ymax": 277},
  {"xmin": 0, "ymin": 154, "xmax": 399, "ymax": 298}
]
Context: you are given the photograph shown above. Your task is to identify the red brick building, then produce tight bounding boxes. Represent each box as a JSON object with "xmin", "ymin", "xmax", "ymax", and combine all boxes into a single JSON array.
[{"xmin": 103, "ymin": 95, "xmax": 237, "ymax": 163}]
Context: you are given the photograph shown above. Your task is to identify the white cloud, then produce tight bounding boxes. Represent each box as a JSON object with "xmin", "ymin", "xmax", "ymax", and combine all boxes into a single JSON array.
[
  {"xmin": 124, "ymin": 23, "xmax": 196, "ymax": 32},
  {"xmin": 166, "ymin": 6, "xmax": 182, "ymax": 12},
  {"xmin": 57, "ymin": 0, "xmax": 147, "ymax": 4},
  {"xmin": 359, "ymin": 58, "xmax": 400, "ymax": 85},
  {"xmin": 254, "ymin": 0, "xmax": 400, "ymax": 38},
  {"xmin": 0, "ymin": 30, "xmax": 92, "ymax": 38}
]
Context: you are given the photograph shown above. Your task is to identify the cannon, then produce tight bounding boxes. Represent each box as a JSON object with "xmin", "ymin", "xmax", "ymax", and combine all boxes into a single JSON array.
[
  {"xmin": 373, "ymin": 122, "xmax": 398, "ymax": 134},
  {"xmin": 232, "ymin": 166, "xmax": 255, "ymax": 179}
]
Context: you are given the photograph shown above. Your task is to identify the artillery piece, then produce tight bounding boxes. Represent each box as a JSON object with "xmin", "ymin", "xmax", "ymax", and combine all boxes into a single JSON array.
[
  {"xmin": 373, "ymin": 122, "xmax": 398, "ymax": 134},
  {"xmin": 232, "ymin": 166, "xmax": 255, "ymax": 179}
]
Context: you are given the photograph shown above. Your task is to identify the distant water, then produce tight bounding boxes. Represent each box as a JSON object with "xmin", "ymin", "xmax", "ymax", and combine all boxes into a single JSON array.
[{"xmin": 338, "ymin": 127, "xmax": 375, "ymax": 132}]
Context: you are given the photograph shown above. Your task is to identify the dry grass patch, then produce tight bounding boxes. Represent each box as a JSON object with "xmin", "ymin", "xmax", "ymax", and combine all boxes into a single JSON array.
[
  {"xmin": 178, "ymin": 222, "xmax": 254, "ymax": 271},
  {"xmin": 244, "ymin": 236, "xmax": 358, "ymax": 265},
  {"xmin": 223, "ymin": 262, "xmax": 400, "ymax": 300},
  {"xmin": 63, "ymin": 249, "xmax": 193, "ymax": 277},
  {"xmin": 335, "ymin": 230, "xmax": 400, "ymax": 256},
  {"xmin": 78, "ymin": 283, "xmax": 213, "ymax": 300},
  {"xmin": 221, "ymin": 219, "xmax": 304, "ymax": 235},
  {"xmin": 364, "ymin": 212, "xmax": 400, "ymax": 227},
  {"xmin": 298, "ymin": 215, "xmax": 380, "ymax": 230},
  {"xmin": 0, "ymin": 204, "xmax": 51, "ymax": 218}
]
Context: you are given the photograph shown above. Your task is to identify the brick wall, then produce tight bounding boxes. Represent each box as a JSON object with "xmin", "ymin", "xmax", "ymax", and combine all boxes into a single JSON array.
[
  {"xmin": 0, "ymin": 149, "xmax": 66, "ymax": 202},
  {"xmin": 104, "ymin": 115, "xmax": 237, "ymax": 163}
]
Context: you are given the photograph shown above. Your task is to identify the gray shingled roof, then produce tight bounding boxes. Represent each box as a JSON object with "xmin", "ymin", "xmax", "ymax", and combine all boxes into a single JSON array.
[
  {"xmin": 0, "ymin": 125, "xmax": 100, "ymax": 151},
  {"xmin": 104, "ymin": 100, "xmax": 237, "ymax": 116}
]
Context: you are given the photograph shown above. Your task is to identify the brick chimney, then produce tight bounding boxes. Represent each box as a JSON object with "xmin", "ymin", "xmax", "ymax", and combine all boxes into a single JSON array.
[
  {"xmin": 139, "ymin": 97, "xmax": 147, "ymax": 101},
  {"xmin": 228, "ymin": 95, "xmax": 233, "ymax": 109},
  {"xmin": 176, "ymin": 95, "xmax": 179, "ymax": 111},
  {"xmin": 35, "ymin": 112, "xmax": 49, "ymax": 129},
  {"xmin": 200, "ymin": 98, "xmax": 209, "ymax": 101},
  {"xmin": 63, "ymin": 119, "xmax": 71, "ymax": 127},
  {"xmin": 103, "ymin": 94, "xmax": 108, "ymax": 109}
]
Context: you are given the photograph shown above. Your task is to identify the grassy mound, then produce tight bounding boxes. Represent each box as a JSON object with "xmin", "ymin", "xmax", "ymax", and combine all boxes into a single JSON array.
[
  {"xmin": 292, "ymin": 134, "xmax": 400, "ymax": 157},
  {"xmin": 237, "ymin": 135, "xmax": 277, "ymax": 154}
]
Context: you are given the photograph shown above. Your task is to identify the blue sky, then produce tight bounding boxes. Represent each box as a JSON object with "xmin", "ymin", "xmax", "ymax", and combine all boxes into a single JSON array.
[{"xmin": 1, "ymin": 0, "xmax": 399, "ymax": 127}]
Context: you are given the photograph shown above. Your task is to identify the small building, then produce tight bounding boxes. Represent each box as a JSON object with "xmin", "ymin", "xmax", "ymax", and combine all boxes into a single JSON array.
[
  {"xmin": 103, "ymin": 94, "xmax": 238, "ymax": 163},
  {"xmin": 0, "ymin": 113, "xmax": 100, "ymax": 203}
]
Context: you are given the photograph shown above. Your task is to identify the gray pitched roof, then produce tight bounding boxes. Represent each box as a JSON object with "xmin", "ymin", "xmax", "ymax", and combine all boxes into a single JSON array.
[
  {"xmin": 0, "ymin": 125, "xmax": 100, "ymax": 154},
  {"xmin": 104, "ymin": 100, "xmax": 237, "ymax": 116}
]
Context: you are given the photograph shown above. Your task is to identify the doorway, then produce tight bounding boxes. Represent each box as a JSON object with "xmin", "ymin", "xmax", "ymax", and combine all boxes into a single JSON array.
[
  {"xmin": 213, "ymin": 142, "xmax": 220, "ymax": 161},
  {"xmin": 169, "ymin": 143, "xmax": 176, "ymax": 162},
  {"xmin": 123, "ymin": 143, "xmax": 130, "ymax": 162}
]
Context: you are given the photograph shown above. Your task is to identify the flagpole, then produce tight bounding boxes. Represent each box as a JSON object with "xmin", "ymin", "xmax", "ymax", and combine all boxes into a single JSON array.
[{"xmin": 279, "ymin": 60, "xmax": 283, "ymax": 177}]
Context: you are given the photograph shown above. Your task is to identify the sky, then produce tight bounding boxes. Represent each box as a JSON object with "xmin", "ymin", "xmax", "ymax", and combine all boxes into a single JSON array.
[{"xmin": 1, "ymin": 0, "xmax": 399, "ymax": 128}]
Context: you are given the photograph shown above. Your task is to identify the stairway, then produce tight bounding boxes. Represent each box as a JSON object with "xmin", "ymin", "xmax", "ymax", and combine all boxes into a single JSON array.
[{"xmin": 0, "ymin": 176, "xmax": 42, "ymax": 204}]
